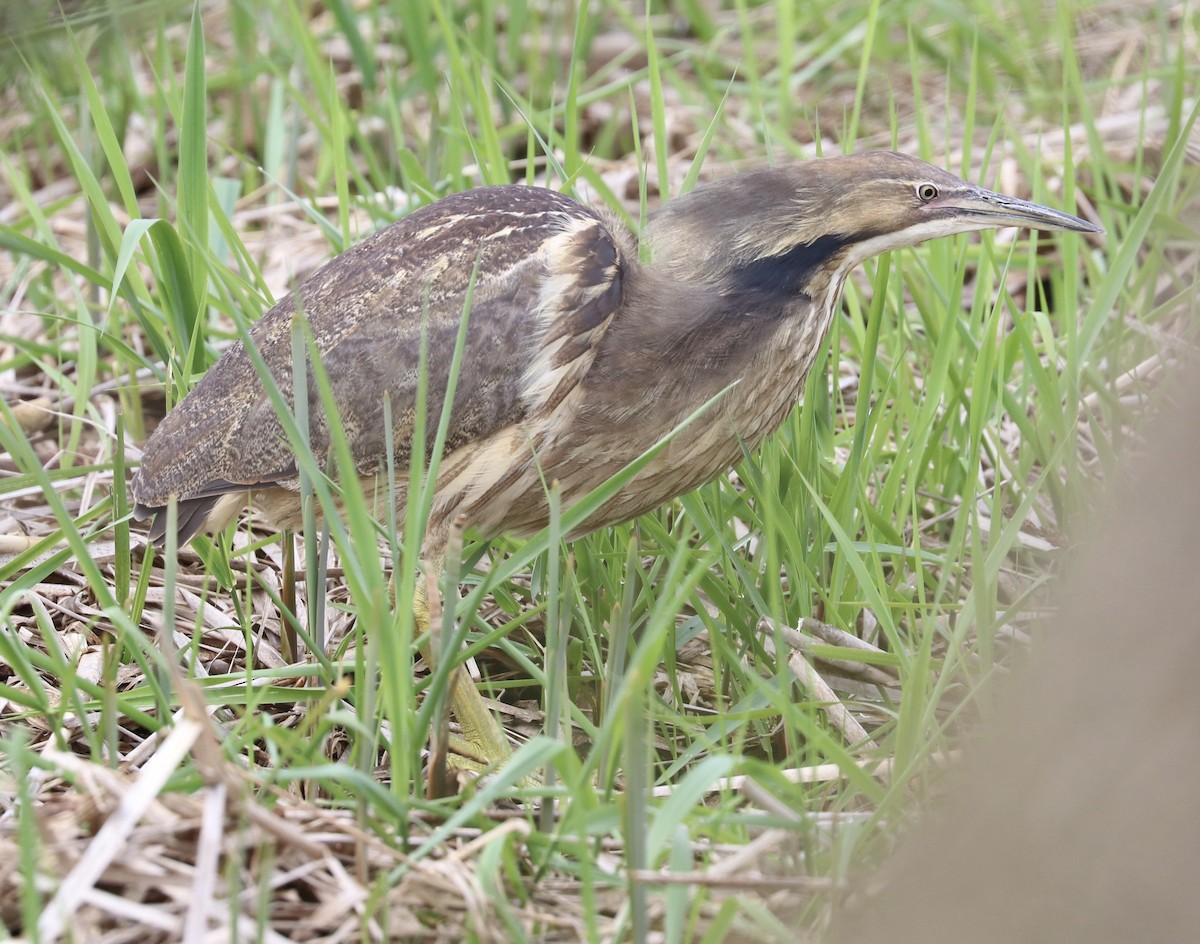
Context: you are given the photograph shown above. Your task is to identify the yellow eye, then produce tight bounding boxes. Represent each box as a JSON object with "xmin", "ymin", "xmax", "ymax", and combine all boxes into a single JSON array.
[{"xmin": 917, "ymin": 183, "xmax": 939, "ymax": 202}]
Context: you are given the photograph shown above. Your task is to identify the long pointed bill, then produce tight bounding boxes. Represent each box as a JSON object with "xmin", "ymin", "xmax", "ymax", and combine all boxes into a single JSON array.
[{"xmin": 939, "ymin": 187, "xmax": 1103, "ymax": 234}]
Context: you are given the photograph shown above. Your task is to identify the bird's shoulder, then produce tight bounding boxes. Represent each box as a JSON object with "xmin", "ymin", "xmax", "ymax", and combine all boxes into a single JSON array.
[{"xmin": 250, "ymin": 184, "xmax": 622, "ymax": 358}]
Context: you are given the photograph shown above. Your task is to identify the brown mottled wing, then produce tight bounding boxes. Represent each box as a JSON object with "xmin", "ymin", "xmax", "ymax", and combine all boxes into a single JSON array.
[{"xmin": 130, "ymin": 184, "xmax": 628, "ymax": 542}]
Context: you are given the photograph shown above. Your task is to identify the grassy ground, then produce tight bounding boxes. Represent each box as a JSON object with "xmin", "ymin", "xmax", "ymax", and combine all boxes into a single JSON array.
[{"xmin": 0, "ymin": 0, "xmax": 1196, "ymax": 941}]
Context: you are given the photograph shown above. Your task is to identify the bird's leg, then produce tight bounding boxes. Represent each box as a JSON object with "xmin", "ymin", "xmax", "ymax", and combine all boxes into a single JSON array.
[
  {"xmin": 415, "ymin": 566, "xmax": 452, "ymax": 799},
  {"xmin": 410, "ymin": 557, "xmax": 515, "ymax": 790}
]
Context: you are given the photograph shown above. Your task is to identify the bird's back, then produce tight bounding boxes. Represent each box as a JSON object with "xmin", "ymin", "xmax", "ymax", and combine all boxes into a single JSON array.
[{"xmin": 131, "ymin": 185, "xmax": 626, "ymax": 542}]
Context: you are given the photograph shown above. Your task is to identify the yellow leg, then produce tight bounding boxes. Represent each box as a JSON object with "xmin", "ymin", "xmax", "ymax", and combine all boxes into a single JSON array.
[{"xmin": 412, "ymin": 565, "xmax": 514, "ymax": 785}]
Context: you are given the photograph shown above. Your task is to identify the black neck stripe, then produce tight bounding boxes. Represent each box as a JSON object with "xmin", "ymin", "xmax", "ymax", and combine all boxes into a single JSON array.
[{"xmin": 726, "ymin": 233, "xmax": 849, "ymax": 299}]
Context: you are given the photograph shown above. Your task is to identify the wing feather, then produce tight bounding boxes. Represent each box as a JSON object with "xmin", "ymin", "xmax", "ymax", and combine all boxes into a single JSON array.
[{"xmin": 130, "ymin": 185, "xmax": 630, "ymax": 540}]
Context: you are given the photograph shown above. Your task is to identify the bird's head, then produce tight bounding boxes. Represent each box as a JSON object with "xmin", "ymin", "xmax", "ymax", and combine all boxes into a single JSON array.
[{"xmin": 647, "ymin": 151, "xmax": 1101, "ymax": 292}]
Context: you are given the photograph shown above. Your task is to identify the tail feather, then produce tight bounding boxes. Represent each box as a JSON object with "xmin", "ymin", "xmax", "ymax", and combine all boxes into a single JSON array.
[{"xmin": 133, "ymin": 496, "xmax": 220, "ymax": 547}]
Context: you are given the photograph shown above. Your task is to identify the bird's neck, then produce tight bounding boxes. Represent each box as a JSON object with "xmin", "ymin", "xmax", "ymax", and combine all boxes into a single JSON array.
[
  {"xmin": 721, "ymin": 234, "xmax": 851, "ymax": 298},
  {"xmin": 586, "ymin": 255, "xmax": 848, "ymax": 457}
]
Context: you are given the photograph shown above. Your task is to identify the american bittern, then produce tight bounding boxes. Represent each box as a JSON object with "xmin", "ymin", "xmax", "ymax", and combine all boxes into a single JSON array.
[{"xmin": 131, "ymin": 151, "xmax": 1100, "ymax": 771}]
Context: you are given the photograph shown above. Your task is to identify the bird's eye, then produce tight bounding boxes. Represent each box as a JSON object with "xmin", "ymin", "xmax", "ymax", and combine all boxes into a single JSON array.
[{"xmin": 917, "ymin": 183, "xmax": 939, "ymax": 202}]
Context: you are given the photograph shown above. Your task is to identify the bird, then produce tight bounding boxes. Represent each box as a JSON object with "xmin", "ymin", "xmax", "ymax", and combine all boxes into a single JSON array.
[{"xmin": 130, "ymin": 150, "xmax": 1100, "ymax": 772}]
